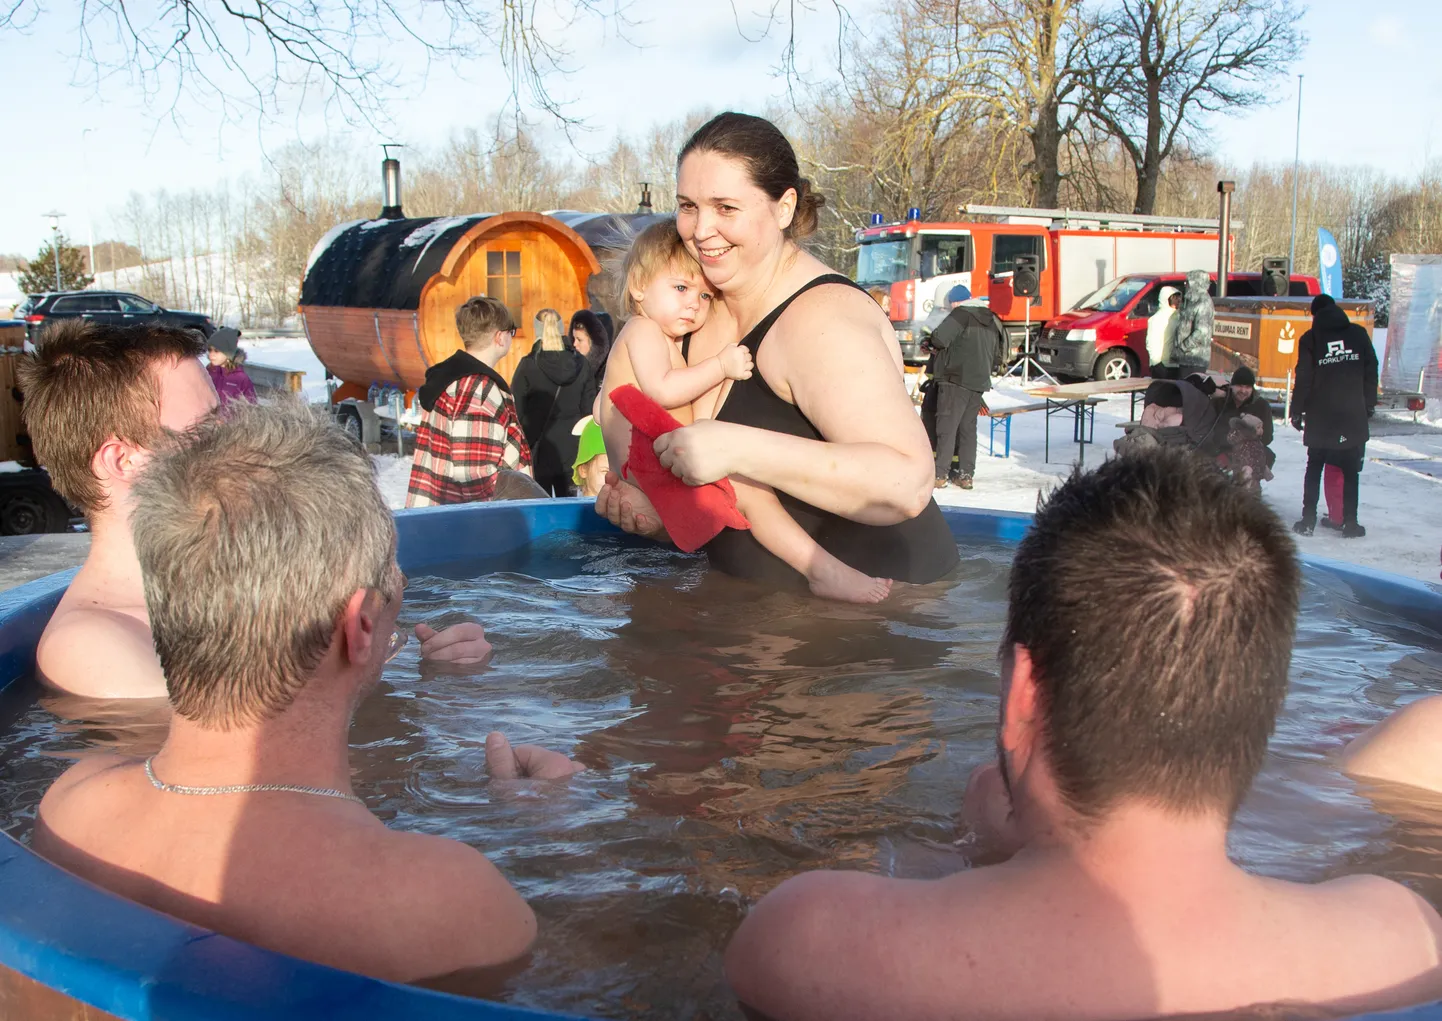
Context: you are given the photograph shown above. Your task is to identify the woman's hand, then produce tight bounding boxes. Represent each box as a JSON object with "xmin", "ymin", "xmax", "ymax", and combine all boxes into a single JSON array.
[
  {"xmin": 653, "ymin": 419, "xmax": 745, "ymax": 487},
  {"xmin": 594, "ymin": 472, "xmax": 668, "ymax": 541}
]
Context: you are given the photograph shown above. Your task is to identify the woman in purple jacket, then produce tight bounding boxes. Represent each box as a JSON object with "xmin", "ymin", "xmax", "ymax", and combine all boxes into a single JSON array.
[{"xmin": 206, "ymin": 327, "xmax": 258, "ymax": 407}]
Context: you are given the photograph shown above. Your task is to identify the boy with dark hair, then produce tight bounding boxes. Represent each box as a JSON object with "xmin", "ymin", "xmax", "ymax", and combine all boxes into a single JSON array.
[
  {"xmin": 406, "ymin": 295, "xmax": 533, "ymax": 506},
  {"xmin": 725, "ymin": 447, "xmax": 1442, "ymax": 1021}
]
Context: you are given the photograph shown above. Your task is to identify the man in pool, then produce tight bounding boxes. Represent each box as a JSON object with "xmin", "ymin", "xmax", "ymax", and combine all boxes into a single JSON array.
[
  {"xmin": 33, "ymin": 401, "xmax": 582, "ymax": 982},
  {"xmin": 725, "ymin": 447, "xmax": 1442, "ymax": 1021},
  {"xmin": 17, "ymin": 319, "xmax": 492, "ymax": 699}
]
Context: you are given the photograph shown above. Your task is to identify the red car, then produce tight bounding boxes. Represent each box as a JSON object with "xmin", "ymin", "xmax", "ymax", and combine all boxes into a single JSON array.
[{"xmin": 1035, "ymin": 271, "xmax": 1322, "ymax": 381}]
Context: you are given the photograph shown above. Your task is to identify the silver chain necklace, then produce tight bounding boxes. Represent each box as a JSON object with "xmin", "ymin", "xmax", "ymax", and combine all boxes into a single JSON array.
[{"xmin": 144, "ymin": 756, "xmax": 365, "ymax": 806}]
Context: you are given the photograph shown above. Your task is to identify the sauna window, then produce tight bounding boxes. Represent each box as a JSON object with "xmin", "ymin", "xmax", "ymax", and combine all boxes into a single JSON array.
[{"xmin": 486, "ymin": 251, "xmax": 523, "ymax": 328}]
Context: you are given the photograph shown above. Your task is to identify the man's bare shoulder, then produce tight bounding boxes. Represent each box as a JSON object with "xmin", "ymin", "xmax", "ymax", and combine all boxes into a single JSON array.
[
  {"xmin": 325, "ymin": 825, "xmax": 537, "ymax": 978},
  {"xmin": 34, "ymin": 754, "xmax": 139, "ymax": 858},
  {"xmin": 38, "ymin": 604, "xmax": 165, "ymax": 699}
]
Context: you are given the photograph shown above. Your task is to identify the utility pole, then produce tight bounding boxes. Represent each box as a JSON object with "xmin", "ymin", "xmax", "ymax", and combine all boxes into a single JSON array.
[
  {"xmin": 1287, "ymin": 75, "xmax": 1303, "ymax": 272},
  {"xmin": 41, "ymin": 212, "xmax": 66, "ymax": 291}
]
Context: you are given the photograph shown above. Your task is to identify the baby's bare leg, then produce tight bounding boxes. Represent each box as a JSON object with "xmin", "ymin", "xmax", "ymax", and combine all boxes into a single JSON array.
[{"xmin": 731, "ymin": 478, "xmax": 892, "ymax": 604}]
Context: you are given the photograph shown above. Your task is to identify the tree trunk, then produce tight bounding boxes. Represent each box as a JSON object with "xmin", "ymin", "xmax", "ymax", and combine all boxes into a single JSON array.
[{"xmin": 1032, "ymin": 96, "xmax": 1063, "ymax": 208}]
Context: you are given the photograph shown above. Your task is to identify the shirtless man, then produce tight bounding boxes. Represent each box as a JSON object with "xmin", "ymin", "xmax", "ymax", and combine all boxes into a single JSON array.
[
  {"xmin": 725, "ymin": 447, "xmax": 1442, "ymax": 1021},
  {"xmin": 17, "ymin": 320, "xmax": 490, "ymax": 700},
  {"xmin": 1342, "ymin": 696, "xmax": 1442, "ymax": 796},
  {"xmin": 33, "ymin": 401, "xmax": 581, "ymax": 982}
]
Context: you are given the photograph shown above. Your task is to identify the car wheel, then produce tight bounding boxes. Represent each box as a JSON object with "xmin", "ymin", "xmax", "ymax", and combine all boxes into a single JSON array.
[
  {"xmin": 0, "ymin": 487, "xmax": 70, "ymax": 535},
  {"xmin": 335, "ymin": 404, "xmax": 364, "ymax": 442},
  {"xmin": 1094, "ymin": 350, "xmax": 1137, "ymax": 382}
]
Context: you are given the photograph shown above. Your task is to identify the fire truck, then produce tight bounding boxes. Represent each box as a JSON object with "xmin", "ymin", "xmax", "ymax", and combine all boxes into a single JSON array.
[{"xmin": 852, "ymin": 204, "xmax": 1232, "ymax": 366}]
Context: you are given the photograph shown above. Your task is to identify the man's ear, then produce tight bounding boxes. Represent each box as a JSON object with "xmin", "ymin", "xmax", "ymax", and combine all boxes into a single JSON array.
[
  {"xmin": 339, "ymin": 587, "xmax": 383, "ymax": 667},
  {"xmin": 91, "ymin": 436, "xmax": 147, "ymax": 490},
  {"xmin": 1001, "ymin": 643, "xmax": 1042, "ymax": 774}
]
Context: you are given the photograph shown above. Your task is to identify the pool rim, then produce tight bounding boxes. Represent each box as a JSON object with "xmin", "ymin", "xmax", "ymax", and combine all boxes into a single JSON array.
[{"xmin": 0, "ymin": 498, "xmax": 1437, "ymax": 1021}]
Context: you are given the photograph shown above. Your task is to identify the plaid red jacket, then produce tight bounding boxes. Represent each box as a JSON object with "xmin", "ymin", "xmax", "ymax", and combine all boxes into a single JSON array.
[{"xmin": 406, "ymin": 362, "xmax": 532, "ymax": 507}]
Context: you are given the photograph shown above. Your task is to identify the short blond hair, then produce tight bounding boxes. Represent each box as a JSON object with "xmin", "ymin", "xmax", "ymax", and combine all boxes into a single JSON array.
[
  {"xmin": 619, "ymin": 219, "xmax": 703, "ymax": 317},
  {"xmin": 456, "ymin": 295, "xmax": 515, "ymax": 348},
  {"xmin": 132, "ymin": 400, "xmax": 399, "ymax": 729}
]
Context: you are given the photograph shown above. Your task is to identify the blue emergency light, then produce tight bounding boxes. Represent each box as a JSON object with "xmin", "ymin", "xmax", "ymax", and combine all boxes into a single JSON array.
[
  {"xmin": 869, "ymin": 213, "xmax": 884, "ymax": 226},
  {"xmin": 906, "ymin": 207, "xmax": 921, "ymax": 221}
]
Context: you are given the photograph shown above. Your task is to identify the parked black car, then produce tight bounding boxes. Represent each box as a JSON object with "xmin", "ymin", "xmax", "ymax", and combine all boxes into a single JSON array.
[{"xmin": 15, "ymin": 291, "xmax": 215, "ymax": 344}]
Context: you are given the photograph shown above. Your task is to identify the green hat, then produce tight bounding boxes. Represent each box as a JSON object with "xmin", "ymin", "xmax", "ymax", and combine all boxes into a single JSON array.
[{"xmin": 571, "ymin": 417, "xmax": 606, "ymax": 485}]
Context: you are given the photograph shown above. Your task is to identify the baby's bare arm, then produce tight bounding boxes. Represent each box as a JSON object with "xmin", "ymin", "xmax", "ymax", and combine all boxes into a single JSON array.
[{"xmin": 628, "ymin": 317, "xmax": 745, "ymax": 409}]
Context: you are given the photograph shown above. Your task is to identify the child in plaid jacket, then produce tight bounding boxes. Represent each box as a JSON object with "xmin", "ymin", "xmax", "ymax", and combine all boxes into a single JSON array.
[{"xmin": 406, "ymin": 296, "xmax": 532, "ymax": 506}]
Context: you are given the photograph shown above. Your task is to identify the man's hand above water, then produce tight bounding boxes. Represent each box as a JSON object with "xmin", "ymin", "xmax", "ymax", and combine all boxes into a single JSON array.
[
  {"xmin": 485, "ymin": 732, "xmax": 585, "ymax": 781},
  {"xmin": 416, "ymin": 622, "xmax": 492, "ymax": 666}
]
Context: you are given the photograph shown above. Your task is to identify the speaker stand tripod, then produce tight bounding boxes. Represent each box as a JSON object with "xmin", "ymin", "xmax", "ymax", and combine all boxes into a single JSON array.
[{"xmin": 1002, "ymin": 296, "xmax": 1056, "ymax": 387}]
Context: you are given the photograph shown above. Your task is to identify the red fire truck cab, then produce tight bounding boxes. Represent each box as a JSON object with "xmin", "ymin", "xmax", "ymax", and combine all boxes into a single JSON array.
[{"xmin": 852, "ymin": 205, "xmax": 1234, "ymax": 366}]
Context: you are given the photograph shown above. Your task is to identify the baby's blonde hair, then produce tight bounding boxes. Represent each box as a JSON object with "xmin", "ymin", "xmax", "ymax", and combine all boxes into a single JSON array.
[{"xmin": 619, "ymin": 219, "xmax": 703, "ymax": 318}]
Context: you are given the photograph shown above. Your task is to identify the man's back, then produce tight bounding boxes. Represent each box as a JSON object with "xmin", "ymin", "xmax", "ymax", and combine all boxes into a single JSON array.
[
  {"xmin": 726, "ymin": 841, "xmax": 1442, "ymax": 1021},
  {"xmin": 35, "ymin": 755, "xmax": 535, "ymax": 982}
]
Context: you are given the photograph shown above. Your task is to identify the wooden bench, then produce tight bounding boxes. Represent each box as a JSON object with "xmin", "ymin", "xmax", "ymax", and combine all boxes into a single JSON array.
[{"xmin": 981, "ymin": 401, "xmax": 1049, "ymax": 458}]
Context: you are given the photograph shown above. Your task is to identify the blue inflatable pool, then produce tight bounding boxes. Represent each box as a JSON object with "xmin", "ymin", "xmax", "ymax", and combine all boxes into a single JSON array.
[{"xmin": 0, "ymin": 500, "xmax": 1438, "ymax": 1021}]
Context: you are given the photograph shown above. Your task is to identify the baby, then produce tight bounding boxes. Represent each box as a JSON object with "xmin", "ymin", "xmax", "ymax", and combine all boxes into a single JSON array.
[{"xmin": 597, "ymin": 219, "xmax": 892, "ymax": 603}]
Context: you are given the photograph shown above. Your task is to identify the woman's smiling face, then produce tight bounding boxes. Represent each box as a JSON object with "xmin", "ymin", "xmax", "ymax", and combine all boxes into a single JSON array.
[{"xmin": 676, "ymin": 150, "xmax": 795, "ymax": 294}]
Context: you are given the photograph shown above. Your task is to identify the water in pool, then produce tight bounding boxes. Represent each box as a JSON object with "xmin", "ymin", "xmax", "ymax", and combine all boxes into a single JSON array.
[{"xmin": 1, "ymin": 533, "xmax": 1440, "ymax": 1020}]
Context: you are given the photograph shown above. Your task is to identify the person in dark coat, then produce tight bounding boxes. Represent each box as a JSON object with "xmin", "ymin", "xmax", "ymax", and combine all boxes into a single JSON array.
[
  {"xmin": 1213, "ymin": 365, "xmax": 1273, "ymax": 491},
  {"xmin": 568, "ymin": 309, "xmax": 611, "ymax": 381},
  {"xmin": 925, "ymin": 300, "xmax": 1006, "ymax": 490},
  {"xmin": 511, "ymin": 308, "xmax": 600, "ymax": 496},
  {"xmin": 1289, "ymin": 294, "xmax": 1378, "ymax": 538}
]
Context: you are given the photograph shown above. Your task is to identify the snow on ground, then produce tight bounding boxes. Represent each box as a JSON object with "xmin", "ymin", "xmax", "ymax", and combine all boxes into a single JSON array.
[
  {"xmin": 373, "ymin": 454, "xmax": 413, "ymax": 509},
  {"xmin": 240, "ymin": 335, "xmax": 331, "ymax": 401},
  {"xmin": 931, "ymin": 378, "xmax": 1442, "ymax": 588}
]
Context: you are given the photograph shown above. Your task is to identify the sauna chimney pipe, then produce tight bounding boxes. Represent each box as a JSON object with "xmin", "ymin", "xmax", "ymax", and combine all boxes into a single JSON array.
[
  {"xmin": 381, "ymin": 144, "xmax": 404, "ymax": 219},
  {"xmin": 637, "ymin": 182, "xmax": 653, "ymax": 214},
  {"xmin": 1216, "ymin": 180, "xmax": 1235, "ymax": 297}
]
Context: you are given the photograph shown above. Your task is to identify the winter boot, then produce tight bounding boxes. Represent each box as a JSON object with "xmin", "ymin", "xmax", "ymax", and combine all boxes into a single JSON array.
[
  {"xmin": 934, "ymin": 477, "xmax": 949, "ymax": 490},
  {"xmin": 1341, "ymin": 522, "xmax": 1367, "ymax": 539},
  {"xmin": 1319, "ymin": 518, "xmax": 1342, "ymax": 531},
  {"xmin": 953, "ymin": 472, "xmax": 974, "ymax": 490},
  {"xmin": 1292, "ymin": 513, "xmax": 1316, "ymax": 537}
]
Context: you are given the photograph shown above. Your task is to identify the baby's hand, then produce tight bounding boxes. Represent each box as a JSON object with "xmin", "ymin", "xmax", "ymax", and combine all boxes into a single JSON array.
[{"xmin": 718, "ymin": 344, "xmax": 754, "ymax": 381}]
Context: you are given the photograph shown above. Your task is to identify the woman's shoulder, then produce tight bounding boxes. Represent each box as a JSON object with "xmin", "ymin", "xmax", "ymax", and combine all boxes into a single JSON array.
[{"xmin": 775, "ymin": 270, "xmax": 889, "ymax": 339}]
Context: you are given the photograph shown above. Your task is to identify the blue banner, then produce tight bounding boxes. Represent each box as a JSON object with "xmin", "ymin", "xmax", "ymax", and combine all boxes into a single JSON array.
[{"xmin": 1317, "ymin": 228, "xmax": 1343, "ymax": 297}]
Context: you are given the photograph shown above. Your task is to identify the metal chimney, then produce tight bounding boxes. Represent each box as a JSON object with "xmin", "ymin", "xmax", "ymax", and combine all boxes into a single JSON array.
[
  {"xmin": 1216, "ymin": 180, "xmax": 1235, "ymax": 297},
  {"xmin": 637, "ymin": 182, "xmax": 653, "ymax": 214},
  {"xmin": 381, "ymin": 144, "xmax": 404, "ymax": 219}
]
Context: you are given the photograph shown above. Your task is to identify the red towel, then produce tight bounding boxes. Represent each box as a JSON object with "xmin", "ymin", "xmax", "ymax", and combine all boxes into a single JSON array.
[{"xmin": 609, "ymin": 384, "xmax": 751, "ymax": 553}]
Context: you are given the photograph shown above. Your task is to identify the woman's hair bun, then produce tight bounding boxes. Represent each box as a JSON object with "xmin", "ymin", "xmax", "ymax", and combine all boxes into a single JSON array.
[{"xmin": 790, "ymin": 178, "xmax": 827, "ymax": 239}]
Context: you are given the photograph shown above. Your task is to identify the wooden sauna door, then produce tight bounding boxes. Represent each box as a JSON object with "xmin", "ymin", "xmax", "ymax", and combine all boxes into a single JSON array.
[{"xmin": 418, "ymin": 223, "xmax": 589, "ymax": 384}]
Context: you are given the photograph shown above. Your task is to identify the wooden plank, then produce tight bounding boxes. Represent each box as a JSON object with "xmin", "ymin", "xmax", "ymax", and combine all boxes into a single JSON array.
[
  {"xmin": 0, "ymin": 961, "xmax": 122, "ymax": 1020},
  {"xmin": 244, "ymin": 362, "xmax": 305, "ymax": 394}
]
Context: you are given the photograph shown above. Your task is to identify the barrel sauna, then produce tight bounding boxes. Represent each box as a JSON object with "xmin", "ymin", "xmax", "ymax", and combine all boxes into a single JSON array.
[{"xmin": 298, "ymin": 211, "xmax": 602, "ymax": 393}]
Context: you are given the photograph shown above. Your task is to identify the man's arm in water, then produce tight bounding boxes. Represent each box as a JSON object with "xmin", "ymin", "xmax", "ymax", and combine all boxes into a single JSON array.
[{"xmin": 36, "ymin": 609, "xmax": 167, "ymax": 700}]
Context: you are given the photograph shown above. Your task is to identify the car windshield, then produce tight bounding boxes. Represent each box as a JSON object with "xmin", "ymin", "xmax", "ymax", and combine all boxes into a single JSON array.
[
  {"xmin": 855, "ymin": 239, "xmax": 913, "ymax": 287},
  {"xmin": 1072, "ymin": 277, "xmax": 1154, "ymax": 313}
]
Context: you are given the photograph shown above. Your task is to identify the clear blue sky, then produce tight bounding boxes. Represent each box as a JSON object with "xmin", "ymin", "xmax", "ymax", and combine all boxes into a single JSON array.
[{"xmin": 0, "ymin": 0, "xmax": 1437, "ymax": 255}]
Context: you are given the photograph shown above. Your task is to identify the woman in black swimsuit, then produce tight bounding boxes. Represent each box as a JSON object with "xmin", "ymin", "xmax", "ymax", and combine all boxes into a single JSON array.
[{"xmin": 598, "ymin": 113, "xmax": 958, "ymax": 588}]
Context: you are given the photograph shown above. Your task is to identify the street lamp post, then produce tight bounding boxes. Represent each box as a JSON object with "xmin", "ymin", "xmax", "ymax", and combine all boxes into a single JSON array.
[
  {"xmin": 1287, "ymin": 75, "xmax": 1303, "ymax": 273},
  {"xmin": 41, "ymin": 212, "xmax": 66, "ymax": 291},
  {"xmin": 81, "ymin": 129, "xmax": 96, "ymax": 280}
]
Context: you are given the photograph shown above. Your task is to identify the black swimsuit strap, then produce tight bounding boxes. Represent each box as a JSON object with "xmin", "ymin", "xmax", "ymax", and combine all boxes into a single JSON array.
[{"xmin": 737, "ymin": 273, "xmax": 861, "ymax": 354}]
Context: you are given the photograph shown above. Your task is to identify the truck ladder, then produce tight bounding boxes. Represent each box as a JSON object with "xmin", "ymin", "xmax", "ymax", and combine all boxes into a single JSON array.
[{"xmin": 958, "ymin": 204, "xmax": 1241, "ymax": 233}]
